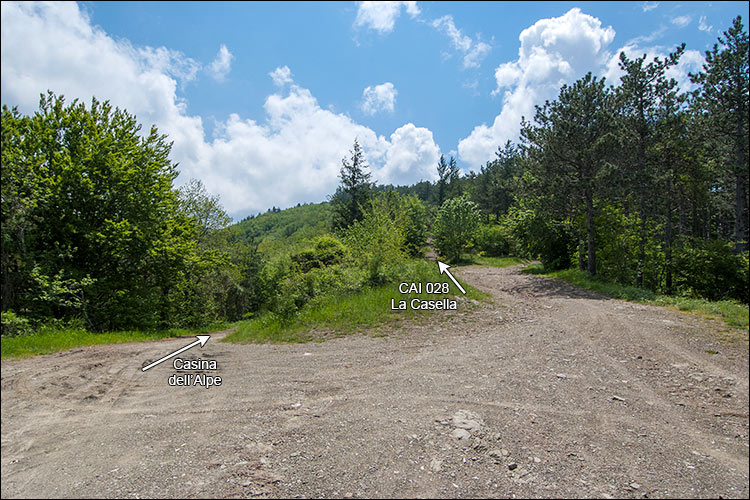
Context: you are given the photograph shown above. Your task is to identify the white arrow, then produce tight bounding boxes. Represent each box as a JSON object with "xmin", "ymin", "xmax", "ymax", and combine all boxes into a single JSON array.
[
  {"xmin": 141, "ymin": 335, "xmax": 211, "ymax": 372},
  {"xmin": 438, "ymin": 261, "xmax": 466, "ymax": 295}
]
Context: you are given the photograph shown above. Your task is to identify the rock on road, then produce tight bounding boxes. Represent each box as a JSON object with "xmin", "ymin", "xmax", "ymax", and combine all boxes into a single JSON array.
[{"xmin": 1, "ymin": 265, "xmax": 748, "ymax": 498}]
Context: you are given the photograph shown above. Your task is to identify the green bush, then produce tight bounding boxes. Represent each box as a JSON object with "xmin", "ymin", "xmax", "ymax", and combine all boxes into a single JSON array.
[
  {"xmin": 673, "ymin": 237, "xmax": 748, "ymax": 303},
  {"xmin": 401, "ymin": 194, "xmax": 428, "ymax": 257},
  {"xmin": 501, "ymin": 207, "xmax": 573, "ymax": 270},
  {"xmin": 1, "ymin": 311, "xmax": 32, "ymax": 337},
  {"xmin": 433, "ymin": 196, "xmax": 481, "ymax": 263},
  {"xmin": 475, "ymin": 224, "xmax": 511, "ymax": 257},
  {"xmin": 291, "ymin": 235, "xmax": 348, "ymax": 273},
  {"xmin": 345, "ymin": 194, "xmax": 408, "ymax": 286}
]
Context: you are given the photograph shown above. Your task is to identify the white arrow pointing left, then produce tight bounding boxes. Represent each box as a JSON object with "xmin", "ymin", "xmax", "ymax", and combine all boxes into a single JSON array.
[{"xmin": 141, "ymin": 335, "xmax": 210, "ymax": 372}]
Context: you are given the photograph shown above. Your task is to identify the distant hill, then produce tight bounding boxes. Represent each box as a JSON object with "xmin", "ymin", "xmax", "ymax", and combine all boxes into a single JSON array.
[{"xmin": 229, "ymin": 202, "xmax": 332, "ymax": 253}]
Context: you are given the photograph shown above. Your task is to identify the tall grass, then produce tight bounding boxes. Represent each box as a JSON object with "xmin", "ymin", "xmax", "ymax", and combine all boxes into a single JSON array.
[
  {"xmin": 224, "ymin": 259, "xmax": 488, "ymax": 344},
  {"xmin": 524, "ymin": 263, "xmax": 749, "ymax": 331}
]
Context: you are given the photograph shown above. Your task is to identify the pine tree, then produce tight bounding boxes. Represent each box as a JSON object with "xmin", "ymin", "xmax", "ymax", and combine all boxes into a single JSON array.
[
  {"xmin": 690, "ymin": 16, "xmax": 749, "ymax": 252},
  {"xmin": 616, "ymin": 43, "xmax": 685, "ymax": 284},
  {"xmin": 331, "ymin": 139, "xmax": 373, "ymax": 230},
  {"xmin": 447, "ymin": 156, "xmax": 460, "ymax": 198},
  {"xmin": 521, "ymin": 73, "xmax": 616, "ymax": 275},
  {"xmin": 435, "ymin": 154, "xmax": 449, "ymax": 207}
]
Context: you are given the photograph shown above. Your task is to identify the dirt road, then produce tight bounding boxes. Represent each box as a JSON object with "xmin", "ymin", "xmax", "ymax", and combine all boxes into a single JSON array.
[{"xmin": 2, "ymin": 265, "xmax": 748, "ymax": 498}]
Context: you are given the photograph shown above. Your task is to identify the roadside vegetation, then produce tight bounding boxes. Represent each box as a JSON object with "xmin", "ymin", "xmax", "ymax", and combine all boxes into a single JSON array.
[
  {"xmin": 2, "ymin": 17, "xmax": 747, "ymax": 356},
  {"xmin": 225, "ymin": 260, "xmax": 487, "ymax": 344},
  {"xmin": 524, "ymin": 263, "xmax": 749, "ymax": 331},
  {"xmin": 1, "ymin": 321, "xmax": 227, "ymax": 359}
]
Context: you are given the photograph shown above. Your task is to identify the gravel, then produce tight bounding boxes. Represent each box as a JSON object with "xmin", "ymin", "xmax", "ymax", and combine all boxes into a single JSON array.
[{"xmin": 2, "ymin": 264, "xmax": 748, "ymax": 498}]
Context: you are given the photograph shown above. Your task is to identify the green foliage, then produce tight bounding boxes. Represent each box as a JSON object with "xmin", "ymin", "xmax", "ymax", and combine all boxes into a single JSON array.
[
  {"xmin": 231, "ymin": 203, "xmax": 332, "ymax": 257},
  {"xmin": 345, "ymin": 193, "xmax": 407, "ymax": 286},
  {"xmin": 588, "ymin": 206, "xmax": 663, "ymax": 290},
  {"xmin": 690, "ymin": 16, "xmax": 749, "ymax": 250},
  {"xmin": 178, "ymin": 178, "xmax": 231, "ymax": 245},
  {"xmin": 0, "ymin": 92, "xmax": 257, "ymax": 333},
  {"xmin": 331, "ymin": 139, "xmax": 373, "ymax": 231},
  {"xmin": 521, "ymin": 72, "xmax": 616, "ymax": 275},
  {"xmin": 435, "ymin": 154, "xmax": 460, "ymax": 206},
  {"xmin": 475, "ymin": 224, "xmax": 512, "ymax": 257},
  {"xmin": 401, "ymin": 194, "xmax": 429, "ymax": 257},
  {"xmin": 673, "ymin": 237, "xmax": 749, "ymax": 302},
  {"xmin": 291, "ymin": 235, "xmax": 348, "ymax": 273},
  {"xmin": 524, "ymin": 264, "xmax": 748, "ymax": 330},
  {"xmin": 433, "ymin": 196, "xmax": 481, "ymax": 263},
  {"xmin": 1, "ymin": 92, "xmax": 198, "ymax": 330},
  {"xmin": 225, "ymin": 259, "xmax": 488, "ymax": 344},
  {"xmin": 501, "ymin": 206, "xmax": 574, "ymax": 270},
  {"xmin": 27, "ymin": 266, "xmax": 96, "ymax": 318},
  {"xmin": 472, "ymin": 142, "xmax": 521, "ymax": 220},
  {"xmin": 1, "ymin": 311, "xmax": 32, "ymax": 337}
]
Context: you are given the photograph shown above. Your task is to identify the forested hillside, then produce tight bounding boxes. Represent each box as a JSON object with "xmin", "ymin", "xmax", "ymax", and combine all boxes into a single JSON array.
[
  {"xmin": 229, "ymin": 203, "xmax": 332, "ymax": 255},
  {"xmin": 1, "ymin": 17, "xmax": 747, "ymax": 345}
]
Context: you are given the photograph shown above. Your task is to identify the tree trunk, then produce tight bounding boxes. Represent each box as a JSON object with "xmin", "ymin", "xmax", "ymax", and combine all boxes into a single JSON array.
[
  {"xmin": 636, "ymin": 106, "xmax": 648, "ymax": 287},
  {"xmin": 578, "ymin": 236, "xmax": 585, "ymax": 271},
  {"xmin": 636, "ymin": 198, "xmax": 646, "ymax": 287},
  {"xmin": 665, "ymin": 177, "xmax": 673, "ymax": 295},
  {"xmin": 735, "ymin": 114, "xmax": 748, "ymax": 253},
  {"xmin": 586, "ymin": 187, "xmax": 596, "ymax": 276}
]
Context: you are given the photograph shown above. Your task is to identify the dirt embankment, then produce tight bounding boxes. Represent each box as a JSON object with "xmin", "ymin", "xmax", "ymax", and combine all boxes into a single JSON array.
[{"xmin": 2, "ymin": 265, "xmax": 748, "ymax": 498}]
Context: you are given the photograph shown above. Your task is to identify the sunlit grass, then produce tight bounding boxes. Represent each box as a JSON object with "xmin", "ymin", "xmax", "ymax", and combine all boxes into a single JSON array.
[
  {"xmin": 1, "ymin": 322, "xmax": 228, "ymax": 359},
  {"xmin": 224, "ymin": 259, "xmax": 488, "ymax": 344},
  {"xmin": 460, "ymin": 255, "xmax": 527, "ymax": 268}
]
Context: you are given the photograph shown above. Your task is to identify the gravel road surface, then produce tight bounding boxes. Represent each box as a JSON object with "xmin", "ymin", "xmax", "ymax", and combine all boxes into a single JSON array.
[{"xmin": 2, "ymin": 265, "xmax": 748, "ymax": 498}]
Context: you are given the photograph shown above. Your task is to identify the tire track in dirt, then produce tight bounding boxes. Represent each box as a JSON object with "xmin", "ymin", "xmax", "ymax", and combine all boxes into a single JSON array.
[{"xmin": 2, "ymin": 265, "xmax": 748, "ymax": 498}]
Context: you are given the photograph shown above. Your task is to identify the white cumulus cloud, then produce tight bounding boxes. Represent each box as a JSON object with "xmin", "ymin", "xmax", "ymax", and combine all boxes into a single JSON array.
[
  {"xmin": 209, "ymin": 44, "xmax": 233, "ymax": 81},
  {"xmin": 458, "ymin": 8, "xmax": 615, "ymax": 167},
  {"xmin": 380, "ymin": 124, "xmax": 440, "ymax": 185},
  {"xmin": 361, "ymin": 82, "xmax": 397, "ymax": 115},
  {"xmin": 269, "ymin": 65, "xmax": 293, "ymax": 86},
  {"xmin": 354, "ymin": 1, "xmax": 420, "ymax": 34},
  {"xmin": 642, "ymin": 2, "xmax": 659, "ymax": 12},
  {"xmin": 1, "ymin": 1, "xmax": 441, "ymax": 218}
]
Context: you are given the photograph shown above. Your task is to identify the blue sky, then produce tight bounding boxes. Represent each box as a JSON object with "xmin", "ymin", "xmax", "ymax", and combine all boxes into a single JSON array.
[{"xmin": 1, "ymin": 1, "xmax": 747, "ymax": 218}]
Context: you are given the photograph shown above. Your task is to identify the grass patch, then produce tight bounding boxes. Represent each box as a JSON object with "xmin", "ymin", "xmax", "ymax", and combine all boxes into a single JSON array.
[
  {"xmin": 1, "ymin": 322, "xmax": 228, "ymax": 359},
  {"xmin": 460, "ymin": 255, "xmax": 527, "ymax": 268},
  {"xmin": 224, "ymin": 259, "xmax": 489, "ymax": 344},
  {"xmin": 523, "ymin": 264, "xmax": 749, "ymax": 331}
]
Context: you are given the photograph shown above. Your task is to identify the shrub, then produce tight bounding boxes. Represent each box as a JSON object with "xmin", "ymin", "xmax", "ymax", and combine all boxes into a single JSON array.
[
  {"xmin": 433, "ymin": 196, "xmax": 481, "ymax": 263},
  {"xmin": 345, "ymin": 194, "xmax": 407, "ymax": 285},
  {"xmin": 401, "ymin": 194, "xmax": 428, "ymax": 257},
  {"xmin": 475, "ymin": 224, "xmax": 511, "ymax": 257},
  {"xmin": 501, "ymin": 207, "xmax": 574, "ymax": 270},
  {"xmin": 1, "ymin": 311, "xmax": 32, "ymax": 337},
  {"xmin": 291, "ymin": 235, "xmax": 348, "ymax": 273},
  {"xmin": 673, "ymin": 237, "xmax": 748, "ymax": 303}
]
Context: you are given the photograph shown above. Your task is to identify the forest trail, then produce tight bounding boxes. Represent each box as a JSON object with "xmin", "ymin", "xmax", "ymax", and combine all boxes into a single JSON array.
[{"xmin": 2, "ymin": 264, "xmax": 748, "ymax": 498}]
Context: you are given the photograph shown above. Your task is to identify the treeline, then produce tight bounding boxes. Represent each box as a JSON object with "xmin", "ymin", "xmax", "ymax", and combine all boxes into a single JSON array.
[
  {"xmin": 1, "ymin": 93, "xmax": 261, "ymax": 333},
  {"xmin": 391, "ymin": 17, "xmax": 749, "ymax": 303},
  {"xmin": 0, "ymin": 99, "xmax": 434, "ymax": 335},
  {"xmin": 1, "ymin": 17, "xmax": 746, "ymax": 336}
]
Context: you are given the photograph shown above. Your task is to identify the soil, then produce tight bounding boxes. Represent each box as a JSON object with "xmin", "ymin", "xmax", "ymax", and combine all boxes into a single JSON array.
[{"xmin": 2, "ymin": 264, "xmax": 748, "ymax": 498}]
